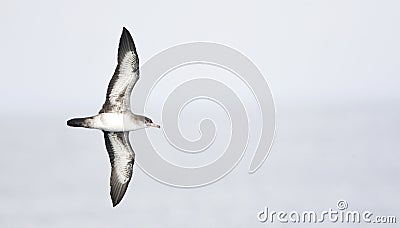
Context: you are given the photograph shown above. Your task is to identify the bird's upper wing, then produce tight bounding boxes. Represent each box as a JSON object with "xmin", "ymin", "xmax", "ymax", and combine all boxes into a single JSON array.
[
  {"xmin": 103, "ymin": 131, "xmax": 135, "ymax": 207},
  {"xmin": 100, "ymin": 27, "xmax": 139, "ymax": 113}
]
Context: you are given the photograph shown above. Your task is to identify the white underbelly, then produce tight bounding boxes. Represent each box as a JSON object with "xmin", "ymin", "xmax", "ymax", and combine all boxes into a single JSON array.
[{"xmin": 91, "ymin": 113, "xmax": 140, "ymax": 132}]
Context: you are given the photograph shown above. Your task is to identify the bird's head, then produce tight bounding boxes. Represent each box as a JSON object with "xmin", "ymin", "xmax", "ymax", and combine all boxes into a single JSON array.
[{"xmin": 144, "ymin": 117, "xmax": 160, "ymax": 128}]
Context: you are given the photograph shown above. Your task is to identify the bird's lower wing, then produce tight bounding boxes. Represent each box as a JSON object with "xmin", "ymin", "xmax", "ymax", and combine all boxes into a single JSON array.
[{"xmin": 103, "ymin": 131, "xmax": 135, "ymax": 207}]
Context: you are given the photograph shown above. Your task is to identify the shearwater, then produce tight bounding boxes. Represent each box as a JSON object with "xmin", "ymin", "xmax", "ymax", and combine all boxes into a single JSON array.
[{"xmin": 67, "ymin": 27, "xmax": 160, "ymax": 207}]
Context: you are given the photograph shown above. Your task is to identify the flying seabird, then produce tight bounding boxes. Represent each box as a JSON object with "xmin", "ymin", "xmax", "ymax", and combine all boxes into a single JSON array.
[{"xmin": 67, "ymin": 27, "xmax": 160, "ymax": 207}]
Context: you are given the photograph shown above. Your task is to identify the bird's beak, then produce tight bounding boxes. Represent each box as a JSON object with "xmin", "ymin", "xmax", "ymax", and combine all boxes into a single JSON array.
[{"xmin": 148, "ymin": 123, "xmax": 161, "ymax": 128}]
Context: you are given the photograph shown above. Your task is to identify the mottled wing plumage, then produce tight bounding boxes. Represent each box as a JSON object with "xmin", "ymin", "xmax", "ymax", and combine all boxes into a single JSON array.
[
  {"xmin": 103, "ymin": 131, "xmax": 135, "ymax": 207},
  {"xmin": 100, "ymin": 27, "xmax": 139, "ymax": 113}
]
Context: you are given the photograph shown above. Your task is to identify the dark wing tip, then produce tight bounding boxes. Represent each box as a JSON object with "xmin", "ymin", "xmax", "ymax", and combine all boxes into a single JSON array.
[
  {"xmin": 110, "ymin": 180, "xmax": 130, "ymax": 207},
  {"xmin": 120, "ymin": 27, "xmax": 134, "ymax": 45},
  {"xmin": 118, "ymin": 27, "xmax": 138, "ymax": 63},
  {"xmin": 122, "ymin": 27, "xmax": 129, "ymax": 36}
]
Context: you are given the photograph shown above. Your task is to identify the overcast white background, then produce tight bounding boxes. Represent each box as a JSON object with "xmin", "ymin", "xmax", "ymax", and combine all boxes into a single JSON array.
[{"xmin": 1, "ymin": 0, "xmax": 399, "ymax": 227}]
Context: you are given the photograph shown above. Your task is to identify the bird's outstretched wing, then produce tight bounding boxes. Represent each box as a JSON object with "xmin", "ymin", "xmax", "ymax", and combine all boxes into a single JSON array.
[
  {"xmin": 103, "ymin": 131, "xmax": 135, "ymax": 207},
  {"xmin": 100, "ymin": 27, "xmax": 139, "ymax": 113}
]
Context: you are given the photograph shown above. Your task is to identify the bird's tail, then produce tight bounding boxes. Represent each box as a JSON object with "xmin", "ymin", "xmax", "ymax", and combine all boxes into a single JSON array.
[{"xmin": 67, "ymin": 117, "xmax": 90, "ymax": 128}]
